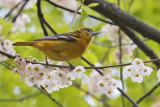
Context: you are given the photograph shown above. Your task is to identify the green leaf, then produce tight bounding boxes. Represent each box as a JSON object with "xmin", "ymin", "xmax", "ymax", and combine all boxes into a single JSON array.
[
  {"xmin": 88, "ymin": 3, "xmax": 99, "ymax": 7},
  {"xmin": 81, "ymin": 8, "xmax": 88, "ymax": 20},
  {"xmin": 77, "ymin": 0, "xmax": 84, "ymax": 4},
  {"xmin": 77, "ymin": 0, "xmax": 81, "ymax": 5},
  {"xmin": 0, "ymin": 18, "xmax": 13, "ymax": 36}
]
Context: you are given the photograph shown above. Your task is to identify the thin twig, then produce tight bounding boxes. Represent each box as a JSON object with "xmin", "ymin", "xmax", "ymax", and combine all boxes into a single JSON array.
[
  {"xmin": 36, "ymin": 0, "xmax": 49, "ymax": 36},
  {"xmin": 35, "ymin": 85, "xmax": 63, "ymax": 107},
  {"xmin": 0, "ymin": 62, "xmax": 98, "ymax": 106},
  {"xmin": 43, "ymin": 19, "xmax": 58, "ymax": 35},
  {"xmin": 0, "ymin": 61, "xmax": 93, "ymax": 107},
  {"xmin": 136, "ymin": 82, "xmax": 160, "ymax": 104},
  {"xmin": 0, "ymin": 62, "xmax": 13, "ymax": 70},
  {"xmin": 92, "ymin": 38, "xmax": 149, "ymax": 48},
  {"xmin": 117, "ymin": 87, "xmax": 139, "ymax": 107},
  {"xmin": 4, "ymin": 0, "xmax": 24, "ymax": 19},
  {"xmin": 0, "ymin": 92, "xmax": 41, "ymax": 102},
  {"xmin": 37, "ymin": 0, "xmax": 57, "ymax": 35},
  {"xmin": 12, "ymin": 0, "xmax": 29, "ymax": 22},
  {"xmin": 127, "ymin": 0, "xmax": 134, "ymax": 12},
  {"xmin": 0, "ymin": 50, "xmax": 160, "ymax": 70},
  {"xmin": 118, "ymin": 30, "xmax": 125, "ymax": 107},
  {"xmin": 69, "ymin": 4, "xmax": 81, "ymax": 32},
  {"xmin": 45, "ymin": 0, "xmax": 115, "ymax": 25},
  {"xmin": 117, "ymin": 0, "xmax": 120, "ymax": 6},
  {"xmin": 81, "ymin": 56, "xmax": 104, "ymax": 75}
]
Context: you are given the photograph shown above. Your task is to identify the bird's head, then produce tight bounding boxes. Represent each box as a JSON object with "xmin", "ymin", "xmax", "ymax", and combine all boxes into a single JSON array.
[{"xmin": 73, "ymin": 27, "xmax": 100, "ymax": 43}]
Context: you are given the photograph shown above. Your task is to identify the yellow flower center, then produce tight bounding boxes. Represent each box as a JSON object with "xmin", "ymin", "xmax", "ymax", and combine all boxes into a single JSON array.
[
  {"xmin": 135, "ymin": 74, "xmax": 139, "ymax": 77},
  {"xmin": 34, "ymin": 67, "xmax": 39, "ymax": 71},
  {"xmin": 6, "ymin": 42, "xmax": 9, "ymax": 45},
  {"xmin": 33, "ymin": 59, "xmax": 37, "ymax": 62},
  {"xmin": 108, "ymin": 90, "xmax": 111, "ymax": 94},
  {"xmin": 136, "ymin": 61, "xmax": 141, "ymax": 65},
  {"xmin": 100, "ymin": 83, "xmax": 104, "ymax": 87},
  {"xmin": 46, "ymin": 75, "xmax": 51, "ymax": 79},
  {"xmin": 144, "ymin": 69, "xmax": 147, "ymax": 72},
  {"xmin": 31, "ymin": 77, "xmax": 34, "ymax": 81},
  {"xmin": 59, "ymin": 73, "xmax": 62, "ymax": 77},
  {"xmin": 76, "ymin": 69, "xmax": 82, "ymax": 72},
  {"xmin": 40, "ymin": 73, "xmax": 44, "ymax": 76},
  {"xmin": 128, "ymin": 69, "xmax": 131, "ymax": 72},
  {"xmin": 28, "ymin": 66, "xmax": 31, "ymax": 70},
  {"xmin": 68, "ymin": 77, "xmax": 71, "ymax": 81}
]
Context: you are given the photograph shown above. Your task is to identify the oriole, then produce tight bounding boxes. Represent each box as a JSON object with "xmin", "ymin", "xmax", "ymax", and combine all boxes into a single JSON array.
[{"xmin": 13, "ymin": 27, "xmax": 100, "ymax": 61}]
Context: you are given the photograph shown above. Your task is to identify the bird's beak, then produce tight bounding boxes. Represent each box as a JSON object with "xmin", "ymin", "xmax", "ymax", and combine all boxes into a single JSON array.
[{"xmin": 91, "ymin": 32, "xmax": 100, "ymax": 36}]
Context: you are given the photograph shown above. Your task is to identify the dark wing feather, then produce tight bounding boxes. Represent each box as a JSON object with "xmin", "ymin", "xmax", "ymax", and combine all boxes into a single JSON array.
[{"xmin": 35, "ymin": 33, "xmax": 78, "ymax": 42}]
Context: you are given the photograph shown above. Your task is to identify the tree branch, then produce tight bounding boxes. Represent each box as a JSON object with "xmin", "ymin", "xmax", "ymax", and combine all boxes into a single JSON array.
[
  {"xmin": 4, "ymin": 0, "xmax": 24, "ymax": 19},
  {"xmin": 81, "ymin": 56, "xmax": 104, "ymax": 75},
  {"xmin": 45, "ymin": 0, "xmax": 115, "ymax": 25},
  {"xmin": 118, "ymin": 30, "xmax": 125, "ymax": 107},
  {"xmin": 136, "ymin": 82, "xmax": 160, "ymax": 104},
  {"xmin": 36, "ymin": 0, "xmax": 57, "ymax": 35},
  {"xmin": 12, "ymin": 0, "xmax": 29, "ymax": 22},
  {"xmin": 45, "ymin": 0, "xmax": 160, "ymax": 67},
  {"xmin": 119, "ymin": 25, "xmax": 160, "ymax": 67},
  {"xmin": 84, "ymin": 0, "xmax": 160, "ymax": 67},
  {"xmin": 84, "ymin": 0, "xmax": 160, "ymax": 44},
  {"xmin": 0, "ymin": 92, "xmax": 41, "ymax": 102},
  {"xmin": 34, "ymin": 85, "xmax": 63, "ymax": 107},
  {"xmin": 92, "ymin": 38, "xmax": 149, "ymax": 48},
  {"xmin": 1, "ymin": 49, "xmax": 160, "ymax": 70},
  {"xmin": 117, "ymin": 88, "xmax": 139, "ymax": 107}
]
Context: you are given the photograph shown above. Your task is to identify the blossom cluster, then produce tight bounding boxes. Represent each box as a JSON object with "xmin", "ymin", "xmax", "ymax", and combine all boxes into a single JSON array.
[
  {"xmin": 0, "ymin": 0, "xmax": 34, "ymax": 32},
  {"xmin": 101, "ymin": 24, "xmax": 137, "ymax": 62},
  {"xmin": 0, "ymin": 39, "xmax": 16, "ymax": 61},
  {"xmin": 13, "ymin": 55, "xmax": 89, "ymax": 93},
  {"xmin": 12, "ymin": 13, "xmax": 31, "ymax": 32},
  {"xmin": 0, "ymin": 0, "xmax": 37, "ymax": 9},
  {"xmin": 123, "ymin": 58, "xmax": 153, "ymax": 83},
  {"xmin": 51, "ymin": 0, "xmax": 80, "ymax": 23},
  {"xmin": 88, "ymin": 63, "xmax": 120, "ymax": 98},
  {"xmin": 96, "ymin": 73, "xmax": 119, "ymax": 97}
]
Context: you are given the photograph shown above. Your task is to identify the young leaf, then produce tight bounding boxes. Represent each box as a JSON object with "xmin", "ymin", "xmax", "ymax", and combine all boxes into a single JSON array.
[
  {"xmin": 81, "ymin": 8, "xmax": 88, "ymax": 20},
  {"xmin": 88, "ymin": 3, "xmax": 99, "ymax": 7},
  {"xmin": 0, "ymin": 18, "xmax": 13, "ymax": 36}
]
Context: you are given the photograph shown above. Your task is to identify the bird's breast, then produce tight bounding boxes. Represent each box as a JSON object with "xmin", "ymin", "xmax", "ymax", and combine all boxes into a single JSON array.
[{"xmin": 34, "ymin": 40, "xmax": 89, "ymax": 61}]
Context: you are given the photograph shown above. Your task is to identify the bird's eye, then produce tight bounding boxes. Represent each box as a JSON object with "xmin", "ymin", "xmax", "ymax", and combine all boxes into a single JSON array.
[{"xmin": 85, "ymin": 29, "xmax": 91, "ymax": 32}]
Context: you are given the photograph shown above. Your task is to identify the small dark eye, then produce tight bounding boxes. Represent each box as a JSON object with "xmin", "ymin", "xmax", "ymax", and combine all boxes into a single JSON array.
[{"xmin": 85, "ymin": 29, "xmax": 91, "ymax": 32}]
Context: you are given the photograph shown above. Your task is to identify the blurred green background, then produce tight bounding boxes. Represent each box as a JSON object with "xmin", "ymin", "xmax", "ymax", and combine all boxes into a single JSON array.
[{"xmin": 0, "ymin": 0, "xmax": 160, "ymax": 107}]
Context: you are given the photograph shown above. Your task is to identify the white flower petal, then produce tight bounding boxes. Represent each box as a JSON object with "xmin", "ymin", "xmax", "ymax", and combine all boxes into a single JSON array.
[{"xmin": 81, "ymin": 74, "xmax": 89, "ymax": 86}]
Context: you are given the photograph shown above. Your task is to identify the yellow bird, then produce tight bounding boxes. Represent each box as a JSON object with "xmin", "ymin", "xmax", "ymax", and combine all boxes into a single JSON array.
[{"xmin": 13, "ymin": 27, "xmax": 100, "ymax": 62}]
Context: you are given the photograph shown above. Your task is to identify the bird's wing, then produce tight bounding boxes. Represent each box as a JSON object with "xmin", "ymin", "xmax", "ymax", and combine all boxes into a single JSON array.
[{"xmin": 35, "ymin": 33, "xmax": 78, "ymax": 42}]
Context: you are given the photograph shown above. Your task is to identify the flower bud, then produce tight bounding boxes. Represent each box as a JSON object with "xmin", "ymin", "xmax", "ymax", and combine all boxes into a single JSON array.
[
  {"xmin": 14, "ymin": 58, "xmax": 20, "ymax": 65},
  {"xmin": 12, "ymin": 67, "xmax": 19, "ymax": 74}
]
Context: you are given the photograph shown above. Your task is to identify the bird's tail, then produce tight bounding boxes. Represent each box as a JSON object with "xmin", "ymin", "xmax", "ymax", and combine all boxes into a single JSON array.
[{"xmin": 13, "ymin": 41, "xmax": 35, "ymax": 46}]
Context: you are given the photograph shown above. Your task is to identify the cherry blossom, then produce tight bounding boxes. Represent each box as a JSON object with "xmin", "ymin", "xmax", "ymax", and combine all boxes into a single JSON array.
[
  {"xmin": 81, "ymin": 74, "xmax": 89, "ymax": 86},
  {"xmin": 12, "ymin": 13, "xmax": 31, "ymax": 32},
  {"xmin": 123, "ymin": 58, "xmax": 153, "ymax": 83},
  {"xmin": 13, "ymin": 56, "xmax": 90, "ymax": 93},
  {"xmin": 0, "ymin": 39, "xmax": 16, "ymax": 61},
  {"xmin": 73, "ymin": 66, "xmax": 86, "ymax": 79}
]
